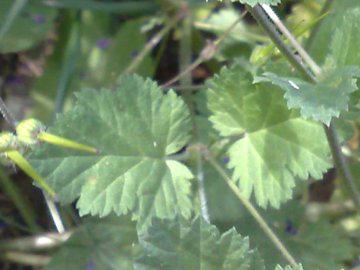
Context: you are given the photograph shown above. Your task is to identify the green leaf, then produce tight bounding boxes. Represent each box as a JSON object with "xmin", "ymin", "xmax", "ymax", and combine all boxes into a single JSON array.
[
  {"xmin": 308, "ymin": 5, "xmax": 360, "ymax": 64},
  {"xmin": 41, "ymin": 0, "xmax": 159, "ymax": 15},
  {"xmin": 0, "ymin": 0, "xmax": 56, "ymax": 53},
  {"xmin": 135, "ymin": 217, "xmax": 264, "ymax": 270},
  {"xmin": 235, "ymin": 201, "xmax": 354, "ymax": 270},
  {"xmin": 29, "ymin": 74, "xmax": 193, "ymax": 229},
  {"xmin": 257, "ymin": 66, "xmax": 360, "ymax": 125},
  {"xmin": 45, "ymin": 216, "xmax": 137, "ymax": 270},
  {"xmin": 207, "ymin": 66, "xmax": 331, "ymax": 208},
  {"xmin": 330, "ymin": 8, "xmax": 360, "ymax": 66}
]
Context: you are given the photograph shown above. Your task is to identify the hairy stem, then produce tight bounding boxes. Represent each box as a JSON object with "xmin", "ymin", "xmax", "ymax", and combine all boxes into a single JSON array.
[
  {"xmin": 205, "ymin": 153, "xmax": 297, "ymax": 267},
  {"xmin": 248, "ymin": 4, "xmax": 360, "ymax": 210}
]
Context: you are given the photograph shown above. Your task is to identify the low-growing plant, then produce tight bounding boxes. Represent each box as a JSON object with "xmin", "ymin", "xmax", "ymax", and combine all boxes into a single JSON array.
[{"xmin": 0, "ymin": 0, "xmax": 360, "ymax": 269}]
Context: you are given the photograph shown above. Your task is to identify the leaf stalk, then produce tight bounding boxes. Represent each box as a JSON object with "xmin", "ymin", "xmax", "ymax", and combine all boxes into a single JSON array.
[{"xmin": 204, "ymin": 151, "xmax": 298, "ymax": 267}]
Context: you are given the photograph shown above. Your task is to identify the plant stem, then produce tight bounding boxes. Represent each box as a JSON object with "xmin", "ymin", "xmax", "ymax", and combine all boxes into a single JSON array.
[
  {"xmin": 248, "ymin": 4, "xmax": 360, "ymax": 210},
  {"xmin": 248, "ymin": 5, "xmax": 315, "ymax": 81},
  {"xmin": 260, "ymin": 4, "xmax": 321, "ymax": 77},
  {"xmin": 124, "ymin": 10, "xmax": 185, "ymax": 74},
  {"xmin": 0, "ymin": 232, "xmax": 71, "ymax": 251},
  {"xmin": 162, "ymin": 10, "xmax": 248, "ymax": 87},
  {"xmin": 205, "ymin": 153, "xmax": 297, "ymax": 267}
]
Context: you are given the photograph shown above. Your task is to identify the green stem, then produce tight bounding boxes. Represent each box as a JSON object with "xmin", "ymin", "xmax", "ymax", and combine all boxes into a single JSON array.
[
  {"xmin": 248, "ymin": 5, "xmax": 315, "ymax": 81},
  {"xmin": 124, "ymin": 11, "xmax": 185, "ymax": 74},
  {"xmin": 162, "ymin": 10, "xmax": 247, "ymax": 87},
  {"xmin": 205, "ymin": 154, "xmax": 297, "ymax": 267},
  {"xmin": 248, "ymin": 4, "xmax": 360, "ymax": 211}
]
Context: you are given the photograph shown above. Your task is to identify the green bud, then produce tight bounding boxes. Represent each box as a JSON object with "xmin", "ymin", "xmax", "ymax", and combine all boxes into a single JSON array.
[{"xmin": 16, "ymin": 118, "xmax": 46, "ymax": 146}]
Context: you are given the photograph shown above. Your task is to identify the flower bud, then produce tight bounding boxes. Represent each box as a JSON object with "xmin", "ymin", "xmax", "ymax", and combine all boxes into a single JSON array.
[{"xmin": 16, "ymin": 119, "xmax": 46, "ymax": 146}]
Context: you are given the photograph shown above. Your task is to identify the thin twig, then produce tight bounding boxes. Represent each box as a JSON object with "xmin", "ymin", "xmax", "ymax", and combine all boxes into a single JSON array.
[
  {"xmin": 260, "ymin": 4, "xmax": 322, "ymax": 77},
  {"xmin": 124, "ymin": 10, "xmax": 186, "ymax": 74},
  {"xmin": 2, "ymin": 252, "xmax": 50, "ymax": 266},
  {"xmin": 204, "ymin": 151, "xmax": 298, "ymax": 267},
  {"xmin": 0, "ymin": 232, "xmax": 71, "ymax": 251},
  {"xmin": 248, "ymin": 4, "xmax": 360, "ymax": 210},
  {"xmin": 162, "ymin": 10, "xmax": 248, "ymax": 88},
  {"xmin": 0, "ymin": 79, "xmax": 18, "ymax": 129}
]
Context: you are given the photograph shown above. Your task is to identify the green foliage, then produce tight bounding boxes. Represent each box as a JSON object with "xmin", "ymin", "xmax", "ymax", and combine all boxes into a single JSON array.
[
  {"xmin": 235, "ymin": 201, "xmax": 354, "ymax": 270},
  {"xmin": 0, "ymin": 0, "xmax": 56, "ymax": 53},
  {"xmin": 2, "ymin": 0, "xmax": 360, "ymax": 269},
  {"xmin": 46, "ymin": 216, "xmax": 137, "ymax": 270},
  {"xmin": 274, "ymin": 265, "xmax": 303, "ymax": 270},
  {"xmin": 330, "ymin": 8, "xmax": 360, "ymax": 66},
  {"xmin": 135, "ymin": 216, "xmax": 264, "ymax": 270},
  {"xmin": 256, "ymin": 65, "xmax": 360, "ymax": 125},
  {"xmin": 207, "ymin": 66, "xmax": 331, "ymax": 208},
  {"xmin": 29, "ymin": 75, "xmax": 193, "ymax": 229}
]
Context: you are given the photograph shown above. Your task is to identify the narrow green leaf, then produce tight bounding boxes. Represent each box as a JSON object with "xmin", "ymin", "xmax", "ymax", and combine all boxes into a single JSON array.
[
  {"xmin": 135, "ymin": 217, "xmax": 264, "ymax": 270},
  {"xmin": 45, "ymin": 216, "xmax": 137, "ymax": 270},
  {"xmin": 327, "ymin": 8, "xmax": 360, "ymax": 66},
  {"xmin": 29, "ymin": 75, "xmax": 193, "ymax": 229},
  {"xmin": 207, "ymin": 66, "xmax": 331, "ymax": 208},
  {"xmin": 257, "ymin": 66, "xmax": 360, "ymax": 125}
]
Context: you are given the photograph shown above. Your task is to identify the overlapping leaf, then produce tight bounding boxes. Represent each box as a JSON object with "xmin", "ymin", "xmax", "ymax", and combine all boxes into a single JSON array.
[
  {"xmin": 135, "ymin": 217, "xmax": 264, "ymax": 270},
  {"xmin": 29, "ymin": 75, "xmax": 193, "ymax": 229},
  {"xmin": 207, "ymin": 66, "xmax": 331, "ymax": 208},
  {"xmin": 46, "ymin": 216, "xmax": 137, "ymax": 270},
  {"xmin": 256, "ymin": 66, "xmax": 360, "ymax": 125},
  {"xmin": 235, "ymin": 201, "xmax": 354, "ymax": 270}
]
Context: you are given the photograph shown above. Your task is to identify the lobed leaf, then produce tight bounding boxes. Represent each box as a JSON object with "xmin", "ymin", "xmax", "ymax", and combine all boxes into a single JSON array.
[
  {"xmin": 135, "ymin": 216, "xmax": 264, "ymax": 270},
  {"xmin": 207, "ymin": 66, "xmax": 331, "ymax": 208},
  {"xmin": 256, "ymin": 66, "xmax": 360, "ymax": 125},
  {"xmin": 29, "ymin": 74, "xmax": 193, "ymax": 229}
]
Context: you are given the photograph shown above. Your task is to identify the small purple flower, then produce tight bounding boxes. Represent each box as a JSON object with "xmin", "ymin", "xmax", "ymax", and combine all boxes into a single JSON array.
[
  {"xmin": 223, "ymin": 156, "xmax": 230, "ymax": 164},
  {"xmin": 32, "ymin": 14, "xmax": 46, "ymax": 24},
  {"xmin": 85, "ymin": 260, "xmax": 95, "ymax": 270},
  {"xmin": 5, "ymin": 76, "xmax": 24, "ymax": 87},
  {"xmin": 96, "ymin": 38, "xmax": 111, "ymax": 50},
  {"xmin": 285, "ymin": 220, "xmax": 297, "ymax": 236},
  {"xmin": 352, "ymin": 260, "xmax": 360, "ymax": 268},
  {"xmin": 131, "ymin": 50, "xmax": 139, "ymax": 58}
]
